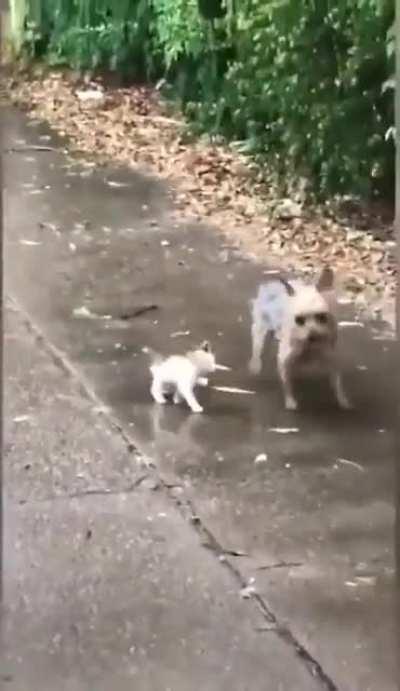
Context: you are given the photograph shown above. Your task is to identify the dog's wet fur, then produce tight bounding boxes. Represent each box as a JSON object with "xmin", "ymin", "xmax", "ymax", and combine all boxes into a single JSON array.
[{"xmin": 249, "ymin": 267, "xmax": 351, "ymax": 411}]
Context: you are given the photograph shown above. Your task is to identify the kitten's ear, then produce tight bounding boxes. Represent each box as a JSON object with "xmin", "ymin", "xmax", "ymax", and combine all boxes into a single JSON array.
[
  {"xmin": 200, "ymin": 340, "xmax": 210, "ymax": 352},
  {"xmin": 316, "ymin": 266, "xmax": 334, "ymax": 292},
  {"xmin": 278, "ymin": 277, "xmax": 295, "ymax": 296}
]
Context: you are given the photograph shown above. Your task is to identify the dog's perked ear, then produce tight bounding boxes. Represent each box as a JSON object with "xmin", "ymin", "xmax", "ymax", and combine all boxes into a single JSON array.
[
  {"xmin": 278, "ymin": 277, "xmax": 295, "ymax": 296},
  {"xmin": 199, "ymin": 340, "xmax": 210, "ymax": 352},
  {"xmin": 316, "ymin": 266, "xmax": 334, "ymax": 292}
]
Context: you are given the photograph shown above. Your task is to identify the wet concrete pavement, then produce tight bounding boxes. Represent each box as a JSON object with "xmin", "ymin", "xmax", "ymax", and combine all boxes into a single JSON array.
[
  {"xmin": 3, "ymin": 107, "xmax": 397, "ymax": 690},
  {"xmin": 5, "ymin": 306, "xmax": 326, "ymax": 691}
]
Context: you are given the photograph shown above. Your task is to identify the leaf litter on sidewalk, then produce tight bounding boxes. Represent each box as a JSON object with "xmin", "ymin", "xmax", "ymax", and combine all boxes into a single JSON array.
[{"xmin": 7, "ymin": 69, "xmax": 395, "ymax": 325}]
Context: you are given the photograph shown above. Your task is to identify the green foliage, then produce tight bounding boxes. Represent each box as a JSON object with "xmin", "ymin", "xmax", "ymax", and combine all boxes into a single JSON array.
[
  {"xmin": 150, "ymin": 0, "xmax": 205, "ymax": 68},
  {"xmin": 197, "ymin": 0, "xmax": 226, "ymax": 20},
  {"xmin": 165, "ymin": 0, "xmax": 394, "ymax": 198},
  {"xmin": 23, "ymin": 0, "xmax": 159, "ymax": 79},
  {"xmin": 22, "ymin": 0, "xmax": 395, "ymax": 199},
  {"xmin": 219, "ymin": 0, "xmax": 395, "ymax": 197}
]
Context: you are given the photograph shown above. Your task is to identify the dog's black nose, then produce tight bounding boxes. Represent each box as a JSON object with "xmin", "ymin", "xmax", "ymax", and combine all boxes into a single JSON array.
[{"xmin": 308, "ymin": 332, "xmax": 319, "ymax": 343}]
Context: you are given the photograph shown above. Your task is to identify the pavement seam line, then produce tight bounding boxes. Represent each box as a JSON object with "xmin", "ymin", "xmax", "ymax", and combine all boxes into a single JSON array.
[
  {"xmin": 6, "ymin": 294, "xmax": 338, "ymax": 691},
  {"xmin": 14, "ymin": 475, "xmax": 151, "ymax": 505}
]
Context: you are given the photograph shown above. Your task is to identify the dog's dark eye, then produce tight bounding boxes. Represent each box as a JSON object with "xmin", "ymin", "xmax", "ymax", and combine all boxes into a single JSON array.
[
  {"xmin": 295, "ymin": 315, "xmax": 306, "ymax": 326},
  {"xmin": 315, "ymin": 312, "xmax": 328, "ymax": 324}
]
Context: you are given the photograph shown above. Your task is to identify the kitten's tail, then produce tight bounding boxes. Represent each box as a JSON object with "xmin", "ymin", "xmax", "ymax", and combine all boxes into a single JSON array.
[{"xmin": 142, "ymin": 346, "xmax": 163, "ymax": 365}]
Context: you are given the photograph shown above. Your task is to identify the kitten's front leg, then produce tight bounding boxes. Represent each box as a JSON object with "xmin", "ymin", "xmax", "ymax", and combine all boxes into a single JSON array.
[
  {"xmin": 173, "ymin": 390, "xmax": 183, "ymax": 405},
  {"xmin": 151, "ymin": 379, "xmax": 167, "ymax": 404},
  {"xmin": 179, "ymin": 383, "xmax": 203, "ymax": 413},
  {"xmin": 197, "ymin": 376, "xmax": 208, "ymax": 387}
]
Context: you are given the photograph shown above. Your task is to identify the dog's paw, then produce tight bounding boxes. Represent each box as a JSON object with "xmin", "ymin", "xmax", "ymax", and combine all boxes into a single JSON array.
[
  {"xmin": 338, "ymin": 398, "xmax": 353, "ymax": 411},
  {"xmin": 285, "ymin": 397, "xmax": 298, "ymax": 411},
  {"xmin": 248, "ymin": 358, "xmax": 262, "ymax": 375}
]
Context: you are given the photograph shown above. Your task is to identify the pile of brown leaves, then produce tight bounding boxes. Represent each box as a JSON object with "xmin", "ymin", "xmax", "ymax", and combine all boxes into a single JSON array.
[{"xmin": 7, "ymin": 69, "xmax": 395, "ymax": 323}]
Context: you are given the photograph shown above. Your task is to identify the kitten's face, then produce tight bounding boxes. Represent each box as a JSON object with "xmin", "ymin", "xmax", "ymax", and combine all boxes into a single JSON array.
[{"xmin": 190, "ymin": 341, "xmax": 217, "ymax": 373}]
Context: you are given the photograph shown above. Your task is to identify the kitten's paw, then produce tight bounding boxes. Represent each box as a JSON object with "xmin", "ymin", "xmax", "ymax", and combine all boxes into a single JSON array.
[
  {"xmin": 248, "ymin": 358, "xmax": 262, "ymax": 375},
  {"xmin": 197, "ymin": 377, "xmax": 208, "ymax": 387},
  {"xmin": 151, "ymin": 392, "xmax": 167, "ymax": 404},
  {"xmin": 190, "ymin": 404, "xmax": 203, "ymax": 414}
]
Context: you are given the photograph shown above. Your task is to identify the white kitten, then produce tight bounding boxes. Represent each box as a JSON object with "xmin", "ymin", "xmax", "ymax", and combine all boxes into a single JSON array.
[{"xmin": 148, "ymin": 341, "xmax": 216, "ymax": 413}]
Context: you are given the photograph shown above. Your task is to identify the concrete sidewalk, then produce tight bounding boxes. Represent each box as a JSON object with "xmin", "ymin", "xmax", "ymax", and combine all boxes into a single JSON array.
[
  {"xmin": 3, "ymin": 107, "xmax": 397, "ymax": 690},
  {"xmin": 4, "ymin": 304, "xmax": 323, "ymax": 691}
]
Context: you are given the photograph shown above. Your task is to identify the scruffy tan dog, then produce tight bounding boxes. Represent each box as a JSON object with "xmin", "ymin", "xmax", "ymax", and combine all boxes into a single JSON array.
[{"xmin": 249, "ymin": 267, "xmax": 352, "ymax": 411}]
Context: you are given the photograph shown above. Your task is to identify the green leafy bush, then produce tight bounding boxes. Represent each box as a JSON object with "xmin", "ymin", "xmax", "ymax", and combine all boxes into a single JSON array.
[
  {"xmin": 22, "ymin": 0, "xmax": 395, "ymax": 199},
  {"xmin": 24, "ymin": 0, "xmax": 159, "ymax": 79},
  {"xmin": 152, "ymin": 0, "xmax": 394, "ymax": 198},
  {"xmin": 220, "ymin": 0, "xmax": 395, "ymax": 197}
]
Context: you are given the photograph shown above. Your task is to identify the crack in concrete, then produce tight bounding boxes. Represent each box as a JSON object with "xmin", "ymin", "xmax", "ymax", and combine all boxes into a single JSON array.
[
  {"xmin": 256, "ymin": 561, "xmax": 304, "ymax": 570},
  {"xmin": 14, "ymin": 474, "xmax": 150, "ymax": 506},
  {"xmin": 6, "ymin": 294, "xmax": 338, "ymax": 691},
  {"xmin": 164, "ymin": 493, "xmax": 338, "ymax": 690},
  {"xmin": 4, "ymin": 145, "xmax": 61, "ymax": 153}
]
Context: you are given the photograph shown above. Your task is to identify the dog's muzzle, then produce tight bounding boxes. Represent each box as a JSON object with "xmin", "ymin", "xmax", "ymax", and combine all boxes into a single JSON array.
[{"xmin": 307, "ymin": 331, "xmax": 324, "ymax": 344}]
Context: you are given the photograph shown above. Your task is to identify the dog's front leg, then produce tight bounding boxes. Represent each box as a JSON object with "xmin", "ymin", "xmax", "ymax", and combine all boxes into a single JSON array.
[
  {"xmin": 249, "ymin": 317, "xmax": 269, "ymax": 375},
  {"xmin": 330, "ymin": 370, "xmax": 352, "ymax": 410},
  {"xmin": 278, "ymin": 356, "xmax": 298, "ymax": 410}
]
